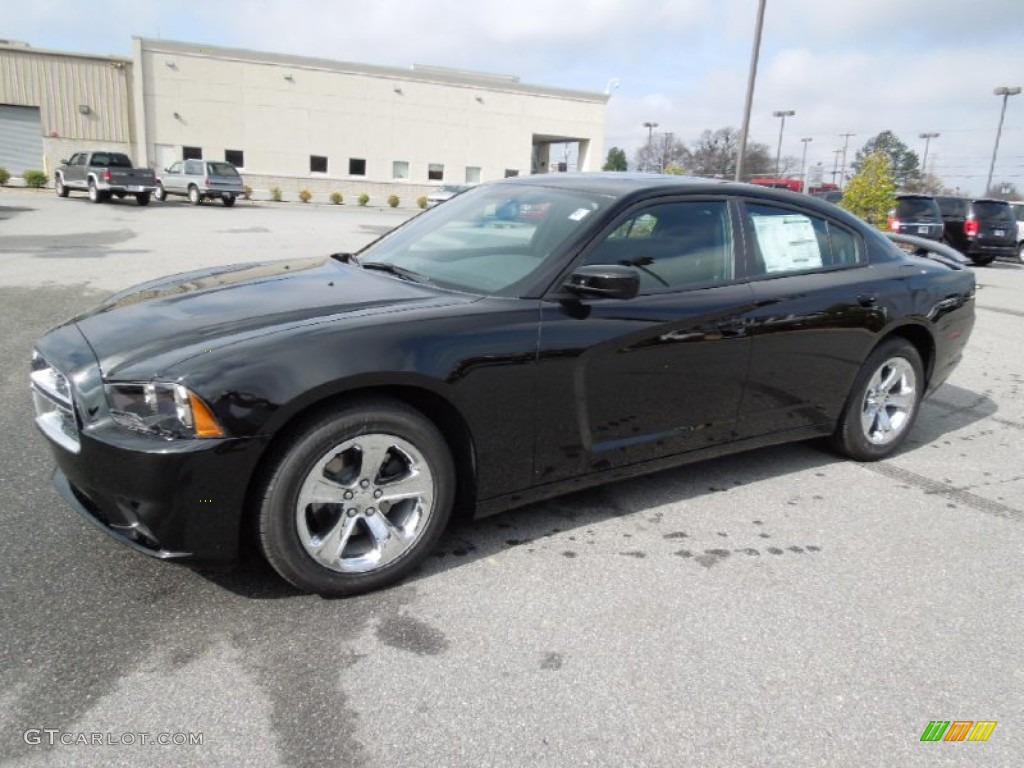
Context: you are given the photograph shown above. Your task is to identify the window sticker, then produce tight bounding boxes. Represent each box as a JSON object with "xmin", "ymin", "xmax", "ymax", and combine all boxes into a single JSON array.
[
  {"xmin": 752, "ymin": 214, "xmax": 822, "ymax": 272},
  {"xmin": 569, "ymin": 208, "xmax": 592, "ymax": 221}
]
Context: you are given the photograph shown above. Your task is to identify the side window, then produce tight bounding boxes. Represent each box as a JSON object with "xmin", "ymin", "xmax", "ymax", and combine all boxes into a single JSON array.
[
  {"xmin": 167, "ymin": 162, "xmax": 182, "ymax": 174},
  {"xmin": 585, "ymin": 201, "xmax": 734, "ymax": 292},
  {"xmin": 72, "ymin": 154, "xmax": 86, "ymax": 166},
  {"xmin": 184, "ymin": 161, "xmax": 202, "ymax": 175},
  {"xmin": 744, "ymin": 203, "xmax": 860, "ymax": 275}
]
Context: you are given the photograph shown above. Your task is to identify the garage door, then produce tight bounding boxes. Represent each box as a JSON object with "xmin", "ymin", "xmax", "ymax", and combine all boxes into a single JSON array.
[{"xmin": 0, "ymin": 105, "xmax": 44, "ymax": 175}]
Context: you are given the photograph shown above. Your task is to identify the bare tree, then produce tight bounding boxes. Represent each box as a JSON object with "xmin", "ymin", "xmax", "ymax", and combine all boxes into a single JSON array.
[
  {"xmin": 634, "ymin": 134, "xmax": 691, "ymax": 173},
  {"xmin": 689, "ymin": 127, "xmax": 773, "ymax": 178}
]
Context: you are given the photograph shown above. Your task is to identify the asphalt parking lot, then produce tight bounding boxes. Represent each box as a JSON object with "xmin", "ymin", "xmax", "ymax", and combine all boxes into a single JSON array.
[{"xmin": 1, "ymin": 188, "xmax": 1022, "ymax": 767}]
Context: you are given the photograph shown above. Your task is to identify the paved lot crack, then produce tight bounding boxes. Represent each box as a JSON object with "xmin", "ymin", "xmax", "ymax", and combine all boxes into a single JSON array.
[{"xmin": 862, "ymin": 463, "xmax": 1023, "ymax": 522}]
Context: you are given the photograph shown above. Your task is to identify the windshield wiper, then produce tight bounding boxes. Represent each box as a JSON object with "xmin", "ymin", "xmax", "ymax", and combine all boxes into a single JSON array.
[{"xmin": 360, "ymin": 261, "xmax": 430, "ymax": 283}]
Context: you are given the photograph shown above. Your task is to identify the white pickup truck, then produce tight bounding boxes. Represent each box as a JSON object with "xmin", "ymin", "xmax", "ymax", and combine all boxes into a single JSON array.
[{"xmin": 55, "ymin": 151, "xmax": 158, "ymax": 205}]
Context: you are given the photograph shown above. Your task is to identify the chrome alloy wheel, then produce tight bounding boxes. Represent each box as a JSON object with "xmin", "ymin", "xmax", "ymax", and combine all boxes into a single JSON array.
[
  {"xmin": 860, "ymin": 357, "xmax": 917, "ymax": 445},
  {"xmin": 295, "ymin": 433, "xmax": 435, "ymax": 573}
]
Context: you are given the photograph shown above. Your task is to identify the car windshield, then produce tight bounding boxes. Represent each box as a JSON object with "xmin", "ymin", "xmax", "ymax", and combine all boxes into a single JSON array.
[
  {"xmin": 897, "ymin": 198, "xmax": 939, "ymax": 220},
  {"xmin": 357, "ymin": 184, "xmax": 610, "ymax": 295},
  {"xmin": 208, "ymin": 162, "xmax": 240, "ymax": 177},
  {"xmin": 973, "ymin": 201, "xmax": 1014, "ymax": 224}
]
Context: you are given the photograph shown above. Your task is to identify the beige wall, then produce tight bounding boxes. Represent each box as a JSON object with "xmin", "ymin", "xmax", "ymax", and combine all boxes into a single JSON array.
[
  {"xmin": 0, "ymin": 45, "xmax": 135, "ymax": 176},
  {"xmin": 136, "ymin": 39, "xmax": 606, "ymax": 189}
]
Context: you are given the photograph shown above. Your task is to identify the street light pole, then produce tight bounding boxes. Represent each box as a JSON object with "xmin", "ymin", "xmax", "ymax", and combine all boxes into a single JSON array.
[
  {"xmin": 918, "ymin": 132, "xmax": 939, "ymax": 176},
  {"xmin": 773, "ymin": 110, "xmax": 795, "ymax": 176},
  {"xmin": 799, "ymin": 137, "xmax": 813, "ymax": 193},
  {"xmin": 643, "ymin": 121, "xmax": 658, "ymax": 173},
  {"xmin": 986, "ymin": 86, "xmax": 1021, "ymax": 195},
  {"xmin": 735, "ymin": 0, "xmax": 767, "ymax": 182}
]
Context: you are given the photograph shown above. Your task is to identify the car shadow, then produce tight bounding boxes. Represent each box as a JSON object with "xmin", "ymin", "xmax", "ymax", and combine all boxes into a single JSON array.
[{"xmin": 190, "ymin": 381, "xmax": 997, "ymax": 599}]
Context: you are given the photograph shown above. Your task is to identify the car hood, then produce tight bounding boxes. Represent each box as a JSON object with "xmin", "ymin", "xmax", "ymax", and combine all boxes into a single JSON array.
[{"xmin": 70, "ymin": 257, "xmax": 470, "ymax": 377}]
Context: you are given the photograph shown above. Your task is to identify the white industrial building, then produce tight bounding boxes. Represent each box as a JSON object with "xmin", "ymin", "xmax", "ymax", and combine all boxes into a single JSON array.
[{"xmin": 1, "ymin": 37, "xmax": 608, "ymax": 201}]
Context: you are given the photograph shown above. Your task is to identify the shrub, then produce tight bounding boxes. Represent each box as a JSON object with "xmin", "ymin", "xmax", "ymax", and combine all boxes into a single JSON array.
[
  {"xmin": 358, "ymin": 193, "xmax": 370, "ymax": 206},
  {"xmin": 0, "ymin": 167, "xmax": 9, "ymax": 186},
  {"xmin": 242, "ymin": 184, "xmax": 253, "ymax": 200},
  {"xmin": 387, "ymin": 194, "xmax": 400, "ymax": 208},
  {"xmin": 298, "ymin": 188, "xmax": 312, "ymax": 203},
  {"xmin": 417, "ymin": 195, "xmax": 428, "ymax": 209},
  {"xmin": 23, "ymin": 170, "xmax": 48, "ymax": 188},
  {"xmin": 270, "ymin": 186, "xmax": 283, "ymax": 202},
  {"xmin": 840, "ymin": 151, "xmax": 896, "ymax": 230},
  {"xmin": 329, "ymin": 191, "xmax": 343, "ymax": 205}
]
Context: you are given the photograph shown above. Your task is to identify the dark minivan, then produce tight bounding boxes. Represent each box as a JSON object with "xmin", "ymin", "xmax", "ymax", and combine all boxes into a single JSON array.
[
  {"xmin": 935, "ymin": 196, "xmax": 1017, "ymax": 266},
  {"xmin": 889, "ymin": 194, "xmax": 944, "ymax": 242}
]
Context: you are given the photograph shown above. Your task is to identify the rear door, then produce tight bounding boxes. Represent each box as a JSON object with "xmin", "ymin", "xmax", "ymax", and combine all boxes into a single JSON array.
[
  {"xmin": 973, "ymin": 201, "xmax": 1016, "ymax": 247},
  {"xmin": 735, "ymin": 200, "xmax": 885, "ymax": 438},
  {"xmin": 534, "ymin": 197, "xmax": 755, "ymax": 481},
  {"xmin": 163, "ymin": 161, "xmax": 185, "ymax": 193}
]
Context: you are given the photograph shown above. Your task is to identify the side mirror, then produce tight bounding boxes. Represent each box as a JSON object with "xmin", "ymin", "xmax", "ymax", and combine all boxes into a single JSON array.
[{"xmin": 563, "ymin": 265, "xmax": 639, "ymax": 300}]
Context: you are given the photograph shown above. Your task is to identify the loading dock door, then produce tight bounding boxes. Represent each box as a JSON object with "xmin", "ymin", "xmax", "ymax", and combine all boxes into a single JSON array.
[{"xmin": 0, "ymin": 105, "xmax": 44, "ymax": 175}]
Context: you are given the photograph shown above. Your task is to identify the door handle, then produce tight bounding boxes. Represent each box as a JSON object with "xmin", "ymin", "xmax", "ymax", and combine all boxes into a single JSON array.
[{"xmin": 857, "ymin": 294, "xmax": 879, "ymax": 307}]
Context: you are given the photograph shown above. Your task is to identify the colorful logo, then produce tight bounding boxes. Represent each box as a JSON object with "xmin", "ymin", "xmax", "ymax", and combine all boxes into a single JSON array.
[{"xmin": 921, "ymin": 721, "xmax": 997, "ymax": 742}]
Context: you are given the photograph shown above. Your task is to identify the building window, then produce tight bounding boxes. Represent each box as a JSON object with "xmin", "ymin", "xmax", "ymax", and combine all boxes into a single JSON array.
[
  {"xmin": 225, "ymin": 149, "xmax": 244, "ymax": 168},
  {"xmin": 504, "ymin": 169, "xmax": 519, "ymax": 178},
  {"xmin": 310, "ymin": 155, "xmax": 328, "ymax": 173},
  {"xmin": 348, "ymin": 158, "xmax": 366, "ymax": 176},
  {"xmin": 183, "ymin": 146, "xmax": 203, "ymax": 160},
  {"xmin": 465, "ymin": 166, "xmax": 481, "ymax": 184},
  {"xmin": 428, "ymin": 163, "xmax": 444, "ymax": 181},
  {"xmin": 392, "ymin": 161, "xmax": 409, "ymax": 180}
]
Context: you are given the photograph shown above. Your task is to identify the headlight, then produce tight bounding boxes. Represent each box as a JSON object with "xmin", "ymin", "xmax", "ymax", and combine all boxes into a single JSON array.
[{"xmin": 106, "ymin": 382, "xmax": 224, "ymax": 439}]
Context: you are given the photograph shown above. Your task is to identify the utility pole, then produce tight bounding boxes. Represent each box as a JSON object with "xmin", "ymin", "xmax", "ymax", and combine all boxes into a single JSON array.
[
  {"xmin": 773, "ymin": 110, "xmax": 795, "ymax": 176},
  {"xmin": 986, "ymin": 87, "xmax": 1021, "ymax": 194},
  {"xmin": 799, "ymin": 137, "xmax": 813, "ymax": 193},
  {"xmin": 831, "ymin": 149, "xmax": 842, "ymax": 185},
  {"xmin": 838, "ymin": 132, "xmax": 855, "ymax": 189},
  {"xmin": 643, "ymin": 121, "xmax": 658, "ymax": 172},
  {"xmin": 918, "ymin": 132, "xmax": 939, "ymax": 176},
  {"xmin": 735, "ymin": 0, "xmax": 767, "ymax": 182}
]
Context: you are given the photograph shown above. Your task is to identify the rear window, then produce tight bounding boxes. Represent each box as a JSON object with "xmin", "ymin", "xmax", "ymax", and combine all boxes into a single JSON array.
[
  {"xmin": 896, "ymin": 197, "xmax": 939, "ymax": 221},
  {"xmin": 91, "ymin": 153, "xmax": 133, "ymax": 168},
  {"xmin": 972, "ymin": 201, "xmax": 1014, "ymax": 224},
  {"xmin": 208, "ymin": 162, "xmax": 240, "ymax": 178},
  {"xmin": 936, "ymin": 197, "xmax": 967, "ymax": 217}
]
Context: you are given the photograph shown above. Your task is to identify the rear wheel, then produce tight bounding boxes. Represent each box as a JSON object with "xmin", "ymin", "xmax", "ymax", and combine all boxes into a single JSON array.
[
  {"xmin": 258, "ymin": 399, "xmax": 455, "ymax": 596},
  {"xmin": 87, "ymin": 180, "xmax": 103, "ymax": 204},
  {"xmin": 136, "ymin": 192, "xmax": 151, "ymax": 206},
  {"xmin": 1017, "ymin": 242, "xmax": 1024, "ymax": 265},
  {"xmin": 55, "ymin": 176, "xmax": 69, "ymax": 198},
  {"xmin": 222, "ymin": 194, "xmax": 236, "ymax": 207},
  {"xmin": 188, "ymin": 185, "xmax": 201, "ymax": 205},
  {"xmin": 154, "ymin": 183, "xmax": 166, "ymax": 202},
  {"xmin": 970, "ymin": 254, "xmax": 995, "ymax": 266},
  {"xmin": 831, "ymin": 338, "xmax": 924, "ymax": 461}
]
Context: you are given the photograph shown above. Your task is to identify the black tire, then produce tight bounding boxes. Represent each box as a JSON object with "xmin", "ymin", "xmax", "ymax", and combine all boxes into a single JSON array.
[
  {"xmin": 56, "ymin": 176, "xmax": 69, "ymax": 198},
  {"xmin": 257, "ymin": 398, "xmax": 455, "ymax": 596},
  {"xmin": 1018, "ymin": 242, "xmax": 1024, "ymax": 265},
  {"xmin": 188, "ymin": 185, "xmax": 201, "ymax": 205},
  {"xmin": 136, "ymin": 192, "xmax": 151, "ymax": 206},
  {"xmin": 831, "ymin": 338, "xmax": 924, "ymax": 461},
  {"xmin": 970, "ymin": 254, "xmax": 995, "ymax": 267},
  {"xmin": 222, "ymin": 194, "xmax": 236, "ymax": 207},
  {"xmin": 154, "ymin": 183, "xmax": 166, "ymax": 202},
  {"xmin": 88, "ymin": 179, "xmax": 103, "ymax": 204}
]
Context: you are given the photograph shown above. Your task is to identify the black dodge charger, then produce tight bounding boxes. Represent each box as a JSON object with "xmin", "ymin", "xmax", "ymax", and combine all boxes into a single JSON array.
[{"xmin": 31, "ymin": 174, "xmax": 976, "ymax": 595}]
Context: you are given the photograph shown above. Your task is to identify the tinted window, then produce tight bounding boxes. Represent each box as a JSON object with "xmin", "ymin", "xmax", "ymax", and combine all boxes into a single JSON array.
[
  {"xmin": 224, "ymin": 149, "xmax": 244, "ymax": 168},
  {"xmin": 972, "ymin": 201, "xmax": 1014, "ymax": 224},
  {"xmin": 936, "ymin": 197, "xmax": 967, "ymax": 217},
  {"xmin": 208, "ymin": 162, "xmax": 240, "ymax": 178},
  {"xmin": 183, "ymin": 146, "xmax": 203, "ymax": 160},
  {"xmin": 745, "ymin": 203, "xmax": 860, "ymax": 274},
  {"xmin": 896, "ymin": 197, "xmax": 940, "ymax": 221},
  {"xmin": 1014, "ymin": 205, "xmax": 1024, "ymax": 223},
  {"xmin": 310, "ymin": 155, "xmax": 328, "ymax": 173},
  {"xmin": 184, "ymin": 161, "xmax": 203, "ymax": 175},
  {"xmin": 586, "ymin": 201, "xmax": 734, "ymax": 292}
]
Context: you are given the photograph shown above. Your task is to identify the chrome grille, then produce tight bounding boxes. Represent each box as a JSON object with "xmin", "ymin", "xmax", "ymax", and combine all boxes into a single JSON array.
[{"xmin": 31, "ymin": 350, "xmax": 80, "ymax": 453}]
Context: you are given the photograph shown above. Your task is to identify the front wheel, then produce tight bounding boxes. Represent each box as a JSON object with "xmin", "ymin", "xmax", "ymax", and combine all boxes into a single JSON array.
[
  {"xmin": 831, "ymin": 339, "xmax": 924, "ymax": 461},
  {"xmin": 56, "ymin": 176, "xmax": 69, "ymax": 198},
  {"xmin": 1017, "ymin": 242, "xmax": 1024, "ymax": 265},
  {"xmin": 258, "ymin": 399, "xmax": 455, "ymax": 596},
  {"xmin": 154, "ymin": 183, "xmax": 166, "ymax": 202},
  {"xmin": 222, "ymin": 194, "xmax": 236, "ymax": 207}
]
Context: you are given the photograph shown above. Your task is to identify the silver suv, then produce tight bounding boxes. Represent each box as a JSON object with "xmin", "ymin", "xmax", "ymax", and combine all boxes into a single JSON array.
[{"xmin": 155, "ymin": 160, "xmax": 245, "ymax": 206}]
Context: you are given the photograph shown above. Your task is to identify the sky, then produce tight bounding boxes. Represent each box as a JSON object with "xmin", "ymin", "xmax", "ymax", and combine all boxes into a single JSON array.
[{"xmin": 3, "ymin": 0, "xmax": 1023, "ymax": 195}]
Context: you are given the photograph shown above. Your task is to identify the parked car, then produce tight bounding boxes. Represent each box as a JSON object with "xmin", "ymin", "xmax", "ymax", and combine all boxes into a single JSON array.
[
  {"xmin": 55, "ymin": 151, "xmax": 158, "ymax": 205},
  {"xmin": 154, "ymin": 159, "xmax": 245, "ymax": 206},
  {"xmin": 1010, "ymin": 201, "xmax": 1024, "ymax": 263},
  {"xmin": 426, "ymin": 184, "xmax": 471, "ymax": 206},
  {"xmin": 888, "ymin": 194, "xmax": 944, "ymax": 242},
  {"xmin": 31, "ymin": 175, "xmax": 975, "ymax": 595},
  {"xmin": 935, "ymin": 196, "xmax": 1017, "ymax": 266}
]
